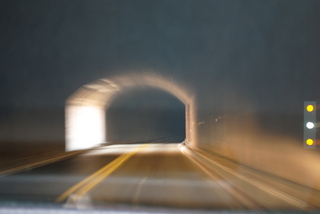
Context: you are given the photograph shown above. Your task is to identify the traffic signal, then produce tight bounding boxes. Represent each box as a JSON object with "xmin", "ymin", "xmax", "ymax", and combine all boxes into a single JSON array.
[{"xmin": 304, "ymin": 101, "xmax": 316, "ymax": 149}]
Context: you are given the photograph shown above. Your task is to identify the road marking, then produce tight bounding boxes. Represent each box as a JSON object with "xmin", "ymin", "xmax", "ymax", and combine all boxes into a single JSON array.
[
  {"xmin": 132, "ymin": 177, "xmax": 147, "ymax": 204},
  {"xmin": 56, "ymin": 144, "xmax": 150, "ymax": 202}
]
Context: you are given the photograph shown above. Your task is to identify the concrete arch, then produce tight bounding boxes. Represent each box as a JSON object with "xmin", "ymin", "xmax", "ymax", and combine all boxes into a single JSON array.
[{"xmin": 65, "ymin": 73, "xmax": 197, "ymax": 151}]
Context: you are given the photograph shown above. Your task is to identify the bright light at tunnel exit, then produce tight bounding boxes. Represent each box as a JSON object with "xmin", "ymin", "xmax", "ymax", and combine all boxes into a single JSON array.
[
  {"xmin": 306, "ymin": 105, "xmax": 314, "ymax": 112},
  {"xmin": 306, "ymin": 139, "xmax": 314, "ymax": 146},
  {"xmin": 66, "ymin": 105, "xmax": 105, "ymax": 151},
  {"xmin": 306, "ymin": 122, "xmax": 315, "ymax": 129}
]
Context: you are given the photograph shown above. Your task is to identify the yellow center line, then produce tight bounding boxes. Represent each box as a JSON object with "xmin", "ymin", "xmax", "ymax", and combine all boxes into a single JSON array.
[
  {"xmin": 75, "ymin": 149, "xmax": 137, "ymax": 196},
  {"xmin": 55, "ymin": 153, "xmax": 128, "ymax": 202},
  {"xmin": 56, "ymin": 143, "xmax": 150, "ymax": 202}
]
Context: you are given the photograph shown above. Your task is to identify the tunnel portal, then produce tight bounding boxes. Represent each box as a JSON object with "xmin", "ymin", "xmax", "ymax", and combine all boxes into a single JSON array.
[{"xmin": 65, "ymin": 73, "xmax": 196, "ymax": 151}]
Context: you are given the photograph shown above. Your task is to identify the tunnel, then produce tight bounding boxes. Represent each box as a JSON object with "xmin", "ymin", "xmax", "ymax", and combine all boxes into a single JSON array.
[{"xmin": 65, "ymin": 73, "xmax": 196, "ymax": 151}]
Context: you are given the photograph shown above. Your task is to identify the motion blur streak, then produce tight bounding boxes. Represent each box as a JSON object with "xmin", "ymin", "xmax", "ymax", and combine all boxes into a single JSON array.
[
  {"xmin": 179, "ymin": 144, "xmax": 260, "ymax": 211},
  {"xmin": 185, "ymin": 145, "xmax": 314, "ymax": 210},
  {"xmin": 65, "ymin": 73, "xmax": 197, "ymax": 151}
]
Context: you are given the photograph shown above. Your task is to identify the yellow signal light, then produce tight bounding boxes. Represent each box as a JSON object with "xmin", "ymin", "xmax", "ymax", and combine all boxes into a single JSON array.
[
  {"xmin": 306, "ymin": 105, "xmax": 314, "ymax": 112},
  {"xmin": 306, "ymin": 139, "xmax": 314, "ymax": 146}
]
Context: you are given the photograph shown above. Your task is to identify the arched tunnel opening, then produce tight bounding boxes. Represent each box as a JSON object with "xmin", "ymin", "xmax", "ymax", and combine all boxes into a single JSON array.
[
  {"xmin": 106, "ymin": 87, "xmax": 186, "ymax": 144},
  {"xmin": 65, "ymin": 73, "xmax": 196, "ymax": 151}
]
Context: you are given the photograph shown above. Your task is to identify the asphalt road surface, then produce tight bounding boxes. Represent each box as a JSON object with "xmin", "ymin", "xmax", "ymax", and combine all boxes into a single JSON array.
[
  {"xmin": 0, "ymin": 143, "xmax": 319, "ymax": 212},
  {"xmin": 0, "ymin": 143, "xmax": 249, "ymax": 210}
]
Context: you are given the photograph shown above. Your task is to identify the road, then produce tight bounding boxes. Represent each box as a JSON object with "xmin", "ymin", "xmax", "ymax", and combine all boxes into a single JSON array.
[
  {"xmin": 0, "ymin": 142, "xmax": 319, "ymax": 212},
  {"xmin": 0, "ymin": 143, "xmax": 248, "ymax": 210}
]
